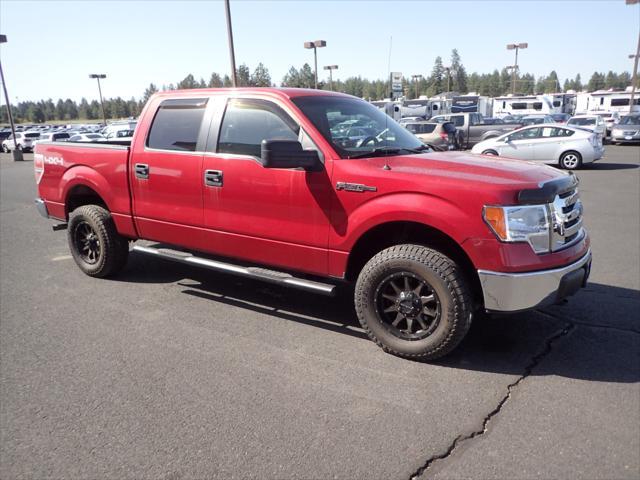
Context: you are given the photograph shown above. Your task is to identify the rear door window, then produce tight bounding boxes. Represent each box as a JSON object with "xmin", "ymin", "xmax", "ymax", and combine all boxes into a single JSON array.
[{"xmin": 147, "ymin": 98, "xmax": 208, "ymax": 152}]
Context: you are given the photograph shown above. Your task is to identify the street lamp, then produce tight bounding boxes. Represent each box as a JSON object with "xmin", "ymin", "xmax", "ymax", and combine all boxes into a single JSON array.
[
  {"xmin": 89, "ymin": 74, "xmax": 107, "ymax": 125},
  {"xmin": 506, "ymin": 42, "xmax": 528, "ymax": 94},
  {"xmin": 0, "ymin": 34, "xmax": 22, "ymax": 161},
  {"xmin": 628, "ymin": 36, "xmax": 640, "ymax": 114},
  {"xmin": 323, "ymin": 65, "xmax": 338, "ymax": 91},
  {"xmin": 224, "ymin": 0, "xmax": 237, "ymax": 87},
  {"xmin": 411, "ymin": 74, "xmax": 423, "ymax": 98},
  {"xmin": 304, "ymin": 40, "xmax": 326, "ymax": 89},
  {"xmin": 443, "ymin": 66, "xmax": 452, "ymax": 93}
]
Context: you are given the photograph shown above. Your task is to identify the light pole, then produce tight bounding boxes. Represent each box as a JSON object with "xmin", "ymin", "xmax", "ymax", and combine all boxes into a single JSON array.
[
  {"xmin": 628, "ymin": 33, "xmax": 640, "ymax": 114},
  {"xmin": 89, "ymin": 74, "xmax": 107, "ymax": 125},
  {"xmin": 224, "ymin": 0, "xmax": 237, "ymax": 87},
  {"xmin": 411, "ymin": 74, "xmax": 423, "ymax": 98},
  {"xmin": 304, "ymin": 40, "xmax": 326, "ymax": 89},
  {"xmin": 323, "ymin": 65, "xmax": 338, "ymax": 91},
  {"xmin": 507, "ymin": 43, "xmax": 528, "ymax": 94},
  {"xmin": 443, "ymin": 66, "xmax": 452, "ymax": 93},
  {"xmin": 0, "ymin": 34, "xmax": 22, "ymax": 161}
]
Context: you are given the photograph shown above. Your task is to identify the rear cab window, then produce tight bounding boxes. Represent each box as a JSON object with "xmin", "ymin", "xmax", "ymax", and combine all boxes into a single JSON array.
[{"xmin": 147, "ymin": 98, "xmax": 208, "ymax": 152}]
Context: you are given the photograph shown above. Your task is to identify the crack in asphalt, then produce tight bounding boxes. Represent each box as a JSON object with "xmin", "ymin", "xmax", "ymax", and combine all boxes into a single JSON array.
[
  {"xmin": 539, "ymin": 309, "xmax": 640, "ymax": 335},
  {"xmin": 409, "ymin": 321, "xmax": 575, "ymax": 480}
]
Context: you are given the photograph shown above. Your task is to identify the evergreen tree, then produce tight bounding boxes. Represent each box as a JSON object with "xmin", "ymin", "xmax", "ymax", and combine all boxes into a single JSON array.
[
  {"xmin": 237, "ymin": 64, "xmax": 252, "ymax": 86},
  {"xmin": 222, "ymin": 75, "xmax": 232, "ymax": 87},
  {"xmin": 281, "ymin": 66, "xmax": 301, "ymax": 87},
  {"xmin": 587, "ymin": 72, "xmax": 605, "ymax": 91},
  {"xmin": 208, "ymin": 73, "xmax": 223, "ymax": 88},
  {"xmin": 142, "ymin": 83, "xmax": 159, "ymax": 104},
  {"xmin": 177, "ymin": 74, "xmax": 198, "ymax": 89},
  {"xmin": 450, "ymin": 49, "xmax": 467, "ymax": 93},
  {"xmin": 427, "ymin": 56, "xmax": 444, "ymax": 96},
  {"xmin": 251, "ymin": 63, "xmax": 272, "ymax": 87}
]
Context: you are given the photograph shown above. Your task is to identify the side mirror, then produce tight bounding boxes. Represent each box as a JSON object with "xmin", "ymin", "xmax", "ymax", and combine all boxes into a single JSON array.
[{"xmin": 261, "ymin": 140, "xmax": 320, "ymax": 170}]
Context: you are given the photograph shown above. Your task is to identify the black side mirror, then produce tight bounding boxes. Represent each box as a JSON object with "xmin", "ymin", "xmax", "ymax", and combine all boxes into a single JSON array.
[{"xmin": 261, "ymin": 140, "xmax": 320, "ymax": 170}]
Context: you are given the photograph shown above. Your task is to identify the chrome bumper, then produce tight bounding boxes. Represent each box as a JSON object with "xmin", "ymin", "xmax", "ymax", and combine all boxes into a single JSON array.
[
  {"xmin": 478, "ymin": 249, "xmax": 592, "ymax": 312},
  {"xmin": 35, "ymin": 198, "xmax": 49, "ymax": 219}
]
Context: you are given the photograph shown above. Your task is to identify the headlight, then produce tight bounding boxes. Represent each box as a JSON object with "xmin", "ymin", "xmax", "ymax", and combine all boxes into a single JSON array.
[{"xmin": 483, "ymin": 205, "xmax": 550, "ymax": 253}]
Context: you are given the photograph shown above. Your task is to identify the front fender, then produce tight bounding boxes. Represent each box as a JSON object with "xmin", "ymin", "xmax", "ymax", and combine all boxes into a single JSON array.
[{"xmin": 330, "ymin": 192, "xmax": 476, "ymax": 252}]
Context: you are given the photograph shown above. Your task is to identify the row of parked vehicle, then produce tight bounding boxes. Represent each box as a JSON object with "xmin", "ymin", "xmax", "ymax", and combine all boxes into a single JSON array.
[
  {"xmin": 397, "ymin": 111, "xmax": 639, "ymax": 170},
  {"xmin": 0, "ymin": 121, "xmax": 137, "ymax": 153}
]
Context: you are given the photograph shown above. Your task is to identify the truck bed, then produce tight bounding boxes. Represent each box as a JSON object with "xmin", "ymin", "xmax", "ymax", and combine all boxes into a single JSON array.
[{"xmin": 34, "ymin": 141, "xmax": 134, "ymax": 234}]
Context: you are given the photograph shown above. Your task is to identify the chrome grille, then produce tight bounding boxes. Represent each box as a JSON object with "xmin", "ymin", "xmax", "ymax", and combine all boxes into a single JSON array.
[
  {"xmin": 549, "ymin": 186, "xmax": 584, "ymax": 252},
  {"xmin": 623, "ymin": 130, "xmax": 638, "ymax": 136}
]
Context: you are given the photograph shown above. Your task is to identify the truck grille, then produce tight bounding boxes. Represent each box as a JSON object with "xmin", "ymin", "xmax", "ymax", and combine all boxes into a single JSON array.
[{"xmin": 550, "ymin": 187, "xmax": 584, "ymax": 251}]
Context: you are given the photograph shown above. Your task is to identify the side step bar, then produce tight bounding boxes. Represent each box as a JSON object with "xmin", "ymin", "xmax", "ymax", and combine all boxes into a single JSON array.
[{"xmin": 132, "ymin": 245, "xmax": 336, "ymax": 296}]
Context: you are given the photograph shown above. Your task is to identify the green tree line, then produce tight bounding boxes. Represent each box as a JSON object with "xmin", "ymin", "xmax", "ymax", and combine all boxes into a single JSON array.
[{"xmin": 1, "ymin": 55, "xmax": 635, "ymax": 124}]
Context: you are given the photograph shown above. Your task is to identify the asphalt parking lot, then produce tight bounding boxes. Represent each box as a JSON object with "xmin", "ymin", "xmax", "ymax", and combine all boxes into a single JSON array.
[{"xmin": 1, "ymin": 147, "xmax": 638, "ymax": 479}]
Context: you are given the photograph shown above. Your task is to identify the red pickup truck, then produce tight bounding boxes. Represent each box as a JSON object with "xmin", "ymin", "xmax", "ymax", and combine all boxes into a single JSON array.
[{"xmin": 34, "ymin": 88, "xmax": 591, "ymax": 360}]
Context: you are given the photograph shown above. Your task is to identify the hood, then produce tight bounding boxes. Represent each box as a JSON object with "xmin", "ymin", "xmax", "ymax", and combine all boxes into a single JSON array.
[{"xmin": 364, "ymin": 151, "xmax": 568, "ymax": 204}]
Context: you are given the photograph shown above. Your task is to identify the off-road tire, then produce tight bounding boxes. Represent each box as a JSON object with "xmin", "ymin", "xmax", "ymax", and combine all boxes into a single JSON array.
[
  {"xmin": 67, "ymin": 205, "xmax": 129, "ymax": 277},
  {"xmin": 354, "ymin": 244, "xmax": 472, "ymax": 360}
]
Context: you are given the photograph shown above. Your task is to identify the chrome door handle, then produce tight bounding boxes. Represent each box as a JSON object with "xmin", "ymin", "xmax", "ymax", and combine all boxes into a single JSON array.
[
  {"xmin": 135, "ymin": 163, "xmax": 149, "ymax": 179},
  {"xmin": 204, "ymin": 169, "xmax": 223, "ymax": 187}
]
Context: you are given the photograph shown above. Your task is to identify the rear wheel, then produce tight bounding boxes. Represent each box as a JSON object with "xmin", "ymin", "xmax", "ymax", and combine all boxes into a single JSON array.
[
  {"xmin": 68, "ymin": 205, "xmax": 129, "ymax": 278},
  {"xmin": 354, "ymin": 244, "xmax": 472, "ymax": 360},
  {"xmin": 2, "ymin": 144, "xmax": 8, "ymax": 153},
  {"xmin": 559, "ymin": 151, "xmax": 582, "ymax": 170},
  {"xmin": 482, "ymin": 149, "xmax": 498, "ymax": 156}
]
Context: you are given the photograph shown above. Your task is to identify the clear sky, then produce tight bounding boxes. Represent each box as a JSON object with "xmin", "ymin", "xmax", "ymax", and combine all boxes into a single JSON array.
[{"xmin": 1, "ymin": 0, "xmax": 638, "ymax": 102}]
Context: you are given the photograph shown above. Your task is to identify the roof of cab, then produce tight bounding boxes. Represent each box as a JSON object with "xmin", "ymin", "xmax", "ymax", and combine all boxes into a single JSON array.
[{"xmin": 153, "ymin": 87, "xmax": 353, "ymax": 100}]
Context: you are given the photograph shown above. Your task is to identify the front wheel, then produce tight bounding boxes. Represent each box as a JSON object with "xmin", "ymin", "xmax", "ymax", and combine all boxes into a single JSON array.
[
  {"xmin": 2, "ymin": 144, "xmax": 9, "ymax": 153},
  {"xmin": 559, "ymin": 151, "xmax": 582, "ymax": 170},
  {"xmin": 68, "ymin": 205, "xmax": 129, "ymax": 277},
  {"xmin": 355, "ymin": 244, "xmax": 472, "ymax": 360},
  {"xmin": 482, "ymin": 149, "xmax": 498, "ymax": 156}
]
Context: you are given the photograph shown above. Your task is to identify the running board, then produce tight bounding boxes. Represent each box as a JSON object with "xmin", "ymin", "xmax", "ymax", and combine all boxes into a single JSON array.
[{"xmin": 132, "ymin": 245, "xmax": 336, "ymax": 296}]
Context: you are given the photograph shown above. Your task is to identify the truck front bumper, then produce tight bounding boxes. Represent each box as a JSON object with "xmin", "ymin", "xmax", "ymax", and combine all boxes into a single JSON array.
[
  {"xmin": 35, "ymin": 198, "xmax": 49, "ymax": 219},
  {"xmin": 478, "ymin": 249, "xmax": 592, "ymax": 312}
]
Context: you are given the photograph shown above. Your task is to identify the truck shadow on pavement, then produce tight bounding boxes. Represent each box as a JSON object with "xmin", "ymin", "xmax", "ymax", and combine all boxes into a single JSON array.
[
  {"xmin": 118, "ymin": 253, "xmax": 639, "ymax": 383},
  {"xmin": 583, "ymin": 162, "xmax": 639, "ymax": 170}
]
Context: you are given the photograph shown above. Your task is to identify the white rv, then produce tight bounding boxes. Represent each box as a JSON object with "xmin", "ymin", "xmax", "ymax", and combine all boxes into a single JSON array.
[
  {"xmin": 450, "ymin": 94, "xmax": 493, "ymax": 116},
  {"xmin": 576, "ymin": 89, "xmax": 640, "ymax": 114},
  {"xmin": 492, "ymin": 95, "xmax": 558, "ymax": 116}
]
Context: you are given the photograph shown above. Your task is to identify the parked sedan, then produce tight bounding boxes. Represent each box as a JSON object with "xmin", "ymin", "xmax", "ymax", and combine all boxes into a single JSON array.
[
  {"xmin": 567, "ymin": 115, "xmax": 607, "ymax": 137},
  {"xmin": 404, "ymin": 121, "xmax": 458, "ymax": 149},
  {"xmin": 520, "ymin": 114, "xmax": 556, "ymax": 126},
  {"xmin": 610, "ymin": 114, "xmax": 640, "ymax": 145},
  {"xmin": 471, "ymin": 124, "xmax": 604, "ymax": 170},
  {"xmin": 551, "ymin": 113, "xmax": 571, "ymax": 124}
]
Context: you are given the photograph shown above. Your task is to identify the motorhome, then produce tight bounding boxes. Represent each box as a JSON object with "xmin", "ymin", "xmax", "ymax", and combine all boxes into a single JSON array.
[
  {"xmin": 492, "ymin": 94, "xmax": 558, "ymax": 116},
  {"xmin": 576, "ymin": 89, "xmax": 640, "ymax": 114},
  {"xmin": 451, "ymin": 94, "xmax": 493, "ymax": 116}
]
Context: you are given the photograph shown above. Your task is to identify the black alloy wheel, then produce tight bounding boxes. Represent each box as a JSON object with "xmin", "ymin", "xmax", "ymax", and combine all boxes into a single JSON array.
[
  {"xmin": 73, "ymin": 221, "xmax": 102, "ymax": 264},
  {"xmin": 375, "ymin": 272, "xmax": 441, "ymax": 340}
]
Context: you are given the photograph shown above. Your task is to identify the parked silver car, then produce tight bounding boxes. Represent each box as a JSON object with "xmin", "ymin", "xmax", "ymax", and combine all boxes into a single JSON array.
[
  {"xmin": 610, "ymin": 114, "xmax": 640, "ymax": 145},
  {"xmin": 471, "ymin": 124, "xmax": 604, "ymax": 170}
]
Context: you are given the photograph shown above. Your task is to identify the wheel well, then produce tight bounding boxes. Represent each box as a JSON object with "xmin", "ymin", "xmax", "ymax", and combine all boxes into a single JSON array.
[
  {"xmin": 482, "ymin": 149, "xmax": 498, "ymax": 155},
  {"xmin": 345, "ymin": 221, "xmax": 482, "ymax": 306},
  {"xmin": 560, "ymin": 150, "xmax": 582, "ymax": 160},
  {"xmin": 65, "ymin": 185, "xmax": 108, "ymax": 219}
]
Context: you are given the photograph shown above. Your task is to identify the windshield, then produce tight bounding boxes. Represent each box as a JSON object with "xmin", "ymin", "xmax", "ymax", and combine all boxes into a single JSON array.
[
  {"xmin": 291, "ymin": 96, "xmax": 424, "ymax": 158},
  {"xmin": 619, "ymin": 115, "xmax": 640, "ymax": 125},
  {"xmin": 568, "ymin": 118, "xmax": 596, "ymax": 126}
]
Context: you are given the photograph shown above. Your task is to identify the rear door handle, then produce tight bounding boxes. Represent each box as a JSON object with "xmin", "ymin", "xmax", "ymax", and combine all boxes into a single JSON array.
[
  {"xmin": 135, "ymin": 163, "xmax": 149, "ymax": 179},
  {"xmin": 204, "ymin": 169, "xmax": 223, "ymax": 187}
]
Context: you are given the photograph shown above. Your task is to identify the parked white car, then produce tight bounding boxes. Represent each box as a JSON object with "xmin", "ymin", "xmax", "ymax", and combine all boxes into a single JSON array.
[
  {"xmin": 592, "ymin": 111, "xmax": 620, "ymax": 136},
  {"xmin": 68, "ymin": 133, "xmax": 106, "ymax": 143},
  {"xmin": 567, "ymin": 115, "xmax": 607, "ymax": 137},
  {"xmin": 471, "ymin": 124, "xmax": 604, "ymax": 170},
  {"xmin": 34, "ymin": 132, "xmax": 71, "ymax": 144},
  {"xmin": 1, "ymin": 132, "xmax": 40, "ymax": 152}
]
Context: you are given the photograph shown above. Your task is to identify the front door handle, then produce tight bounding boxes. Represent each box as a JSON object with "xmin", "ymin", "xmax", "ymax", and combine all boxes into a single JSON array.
[
  {"xmin": 135, "ymin": 163, "xmax": 149, "ymax": 179},
  {"xmin": 204, "ymin": 169, "xmax": 223, "ymax": 187}
]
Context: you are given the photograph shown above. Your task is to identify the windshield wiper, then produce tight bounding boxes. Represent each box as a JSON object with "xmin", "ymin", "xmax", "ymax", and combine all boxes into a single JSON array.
[{"xmin": 347, "ymin": 145, "xmax": 429, "ymax": 159}]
